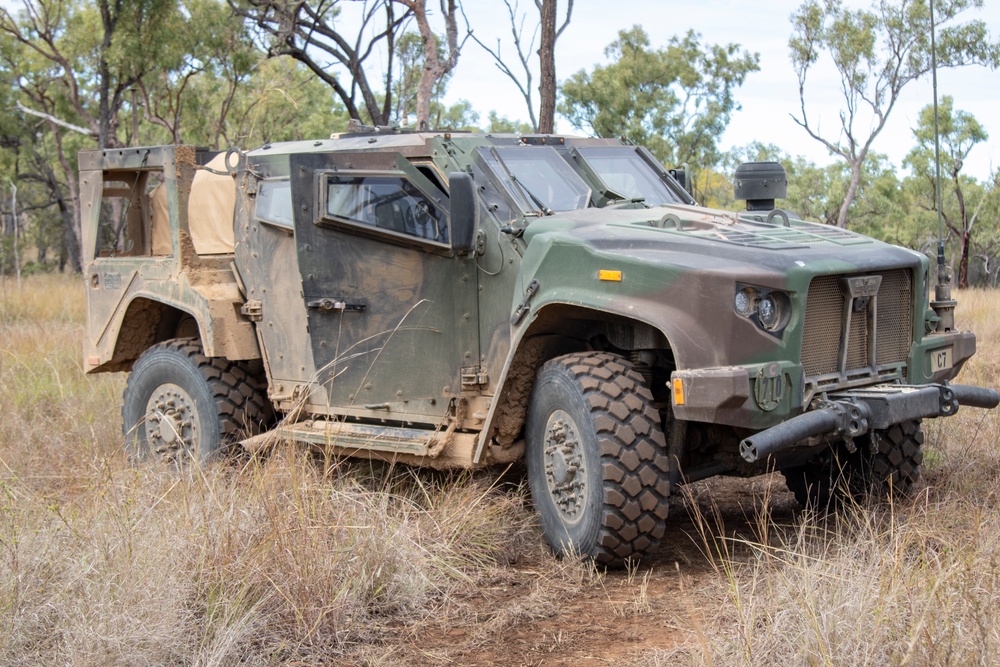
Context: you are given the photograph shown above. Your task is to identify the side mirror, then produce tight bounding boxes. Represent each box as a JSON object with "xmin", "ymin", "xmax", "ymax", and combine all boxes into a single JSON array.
[
  {"xmin": 449, "ymin": 171, "xmax": 478, "ymax": 253},
  {"xmin": 668, "ymin": 166, "xmax": 692, "ymax": 195}
]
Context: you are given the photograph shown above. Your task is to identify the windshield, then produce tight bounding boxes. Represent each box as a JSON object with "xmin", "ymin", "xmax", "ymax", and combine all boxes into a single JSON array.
[
  {"xmin": 478, "ymin": 146, "xmax": 591, "ymax": 213},
  {"xmin": 576, "ymin": 147, "xmax": 686, "ymax": 206}
]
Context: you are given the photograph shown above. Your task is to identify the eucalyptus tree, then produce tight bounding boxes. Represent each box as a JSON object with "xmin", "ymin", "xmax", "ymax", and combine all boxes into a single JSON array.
[
  {"xmin": 905, "ymin": 97, "xmax": 992, "ymax": 287},
  {"xmin": 789, "ymin": 0, "xmax": 1000, "ymax": 229},
  {"xmin": 559, "ymin": 26, "xmax": 758, "ymax": 198}
]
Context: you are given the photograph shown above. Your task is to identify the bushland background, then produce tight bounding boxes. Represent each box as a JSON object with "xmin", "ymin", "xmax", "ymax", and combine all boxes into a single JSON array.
[{"xmin": 0, "ymin": 0, "xmax": 999, "ymax": 285}]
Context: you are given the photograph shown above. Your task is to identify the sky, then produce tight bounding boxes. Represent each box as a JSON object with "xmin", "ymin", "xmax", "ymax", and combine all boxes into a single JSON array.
[{"xmin": 436, "ymin": 0, "xmax": 1000, "ymax": 181}]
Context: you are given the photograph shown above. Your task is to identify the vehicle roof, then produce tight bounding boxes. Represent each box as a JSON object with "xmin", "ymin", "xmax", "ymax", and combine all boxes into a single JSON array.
[{"xmin": 245, "ymin": 131, "xmax": 624, "ymax": 159}]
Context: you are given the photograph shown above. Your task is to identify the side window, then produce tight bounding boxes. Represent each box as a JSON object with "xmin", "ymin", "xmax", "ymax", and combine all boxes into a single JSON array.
[
  {"xmin": 324, "ymin": 175, "xmax": 449, "ymax": 244},
  {"xmin": 96, "ymin": 169, "xmax": 165, "ymax": 257},
  {"xmin": 256, "ymin": 179, "xmax": 293, "ymax": 229}
]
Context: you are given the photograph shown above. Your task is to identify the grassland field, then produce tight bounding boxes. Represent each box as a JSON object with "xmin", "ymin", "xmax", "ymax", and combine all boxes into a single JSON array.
[{"xmin": 3, "ymin": 273, "xmax": 1000, "ymax": 665}]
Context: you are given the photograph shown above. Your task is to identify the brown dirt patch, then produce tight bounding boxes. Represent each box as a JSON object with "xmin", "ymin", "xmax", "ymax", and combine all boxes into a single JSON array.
[{"xmin": 373, "ymin": 474, "xmax": 800, "ymax": 666}]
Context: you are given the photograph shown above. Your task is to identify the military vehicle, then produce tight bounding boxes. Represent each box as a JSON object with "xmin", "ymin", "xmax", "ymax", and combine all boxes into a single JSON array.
[{"xmin": 81, "ymin": 126, "xmax": 999, "ymax": 566}]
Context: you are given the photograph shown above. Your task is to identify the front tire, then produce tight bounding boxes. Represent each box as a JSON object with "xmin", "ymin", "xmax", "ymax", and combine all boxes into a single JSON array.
[
  {"xmin": 525, "ymin": 352, "xmax": 670, "ymax": 567},
  {"xmin": 122, "ymin": 338, "xmax": 272, "ymax": 465},
  {"xmin": 782, "ymin": 420, "xmax": 924, "ymax": 507}
]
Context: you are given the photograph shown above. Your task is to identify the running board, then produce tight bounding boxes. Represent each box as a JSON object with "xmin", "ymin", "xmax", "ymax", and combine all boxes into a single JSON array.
[{"xmin": 240, "ymin": 419, "xmax": 473, "ymax": 458}]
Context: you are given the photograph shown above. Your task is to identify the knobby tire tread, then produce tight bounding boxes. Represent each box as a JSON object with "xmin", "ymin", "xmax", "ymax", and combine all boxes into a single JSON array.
[
  {"xmin": 782, "ymin": 419, "xmax": 923, "ymax": 507},
  {"xmin": 550, "ymin": 352, "xmax": 671, "ymax": 565},
  {"xmin": 123, "ymin": 337, "xmax": 273, "ymax": 453}
]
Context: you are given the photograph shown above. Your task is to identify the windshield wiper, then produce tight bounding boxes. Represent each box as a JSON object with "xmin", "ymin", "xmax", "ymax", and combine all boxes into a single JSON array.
[{"xmin": 489, "ymin": 148, "xmax": 553, "ymax": 216}]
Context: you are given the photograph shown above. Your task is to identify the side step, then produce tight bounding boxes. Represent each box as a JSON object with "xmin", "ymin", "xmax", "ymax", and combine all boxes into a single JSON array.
[{"xmin": 240, "ymin": 418, "xmax": 475, "ymax": 459}]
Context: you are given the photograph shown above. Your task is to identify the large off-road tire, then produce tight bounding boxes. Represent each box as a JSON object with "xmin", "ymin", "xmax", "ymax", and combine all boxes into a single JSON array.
[
  {"xmin": 122, "ymin": 338, "xmax": 273, "ymax": 465},
  {"xmin": 782, "ymin": 419, "xmax": 924, "ymax": 508},
  {"xmin": 525, "ymin": 352, "xmax": 671, "ymax": 567}
]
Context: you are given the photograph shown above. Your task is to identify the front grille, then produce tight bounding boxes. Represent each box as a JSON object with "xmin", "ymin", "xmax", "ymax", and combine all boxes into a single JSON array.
[{"xmin": 801, "ymin": 269, "xmax": 912, "ymax": 387}]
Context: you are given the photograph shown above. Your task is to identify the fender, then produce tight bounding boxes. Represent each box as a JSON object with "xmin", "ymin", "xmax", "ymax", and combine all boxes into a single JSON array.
[
  {"xmin": 473, "ymin": 297, "xmax": 681, "ymax": 464},
  {"xmin": 85, "ymin": 275, "xmax": 259, "ymax": 373}
]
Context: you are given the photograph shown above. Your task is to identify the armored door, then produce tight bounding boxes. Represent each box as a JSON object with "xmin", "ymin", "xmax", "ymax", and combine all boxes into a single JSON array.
[{"xmin": 290, "ymin": 151, "xmax": 480, "ymax": 425}]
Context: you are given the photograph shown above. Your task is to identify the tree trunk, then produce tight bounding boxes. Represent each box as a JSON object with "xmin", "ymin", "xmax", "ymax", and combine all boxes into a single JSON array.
[
  {"xmin": 953, "ymin": 170, "xmax": 970, "ymax": 288},
  {"xmin": 51, "ymin": 132, "xmax": 82, "ymax": 272},
  {"xmin": 402, "ymin": 0, "xmax": 460, "ymax": 131},
  {"xmin": 958, "ymin": 230, "xmax": 970, "ymax": 288},
  {"xmin": 537, "ymin": 0, "xmax": 557, "ymax": 134},
  {"xmin": 836, "ymin": 160, "xmax": 862, "ymax": 228}
]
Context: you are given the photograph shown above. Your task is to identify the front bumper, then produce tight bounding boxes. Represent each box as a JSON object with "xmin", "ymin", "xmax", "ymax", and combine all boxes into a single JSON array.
[{"xmin": 738, "ymin": 382, "xmax": 1000, "ymax": 463}]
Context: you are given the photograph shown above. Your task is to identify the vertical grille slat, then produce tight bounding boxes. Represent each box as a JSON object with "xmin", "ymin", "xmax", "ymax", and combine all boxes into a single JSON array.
[
  {"xmin": 801, "ymin": 269, "xmax": 912, "ymax": 383},
  {"xmin": 845, "ymin": 309, "xmax": 870, "ymax": 370}
]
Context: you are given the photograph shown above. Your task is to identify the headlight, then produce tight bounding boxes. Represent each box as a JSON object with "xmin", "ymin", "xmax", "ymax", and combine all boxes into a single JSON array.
[
  {"xmin": 734, "ymin": 288, "xmax": 756, "ymax": 316},
  {"xmin": 757, "ymin": 293, "xmax": 783, "ymax": 330},
  {"xmin": 734, "ymin": 284, "xmax": 791, "ymax": 334}
]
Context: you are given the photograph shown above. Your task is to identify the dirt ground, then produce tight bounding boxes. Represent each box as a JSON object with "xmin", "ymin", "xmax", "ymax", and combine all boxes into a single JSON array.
[{"xmin": 381, "ymin": 475, "xmax": 799, "ymax": 666}]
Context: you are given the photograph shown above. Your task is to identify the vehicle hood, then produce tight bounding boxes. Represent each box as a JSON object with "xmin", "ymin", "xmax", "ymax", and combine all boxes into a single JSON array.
[{"xmin": 519, "ymin": 203, "xmax": 922, "ymax": 273}]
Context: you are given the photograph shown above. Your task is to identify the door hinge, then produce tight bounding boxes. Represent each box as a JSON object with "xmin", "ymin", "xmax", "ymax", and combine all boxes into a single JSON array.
[
  {"xmin": 461, "ymin": 366, "xmax": 489, "ymax": 390},
  {"xmin": 240, "ymin": 299, "xmax": 263, "ymax": 322}
]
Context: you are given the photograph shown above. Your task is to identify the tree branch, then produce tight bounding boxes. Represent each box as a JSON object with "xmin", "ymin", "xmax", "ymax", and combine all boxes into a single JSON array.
[{"xmin": 15, "ymin": 101, "xmax": 95, "ymax": 137}]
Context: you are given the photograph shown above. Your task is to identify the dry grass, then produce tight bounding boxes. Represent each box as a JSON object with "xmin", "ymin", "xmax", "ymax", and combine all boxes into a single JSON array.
[
  {"xmin": 6, "ymin": 275, "xmax": 1000, "ymax": 665},
  {"xmin": 0, "ymin": 275, "xmax": 543, "ymax": 665}
]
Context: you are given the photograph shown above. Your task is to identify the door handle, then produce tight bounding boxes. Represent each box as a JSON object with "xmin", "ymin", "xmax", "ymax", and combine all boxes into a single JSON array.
[{"xmin": 306, "ymin": 297, "xmax": 367, "ymax": 312}]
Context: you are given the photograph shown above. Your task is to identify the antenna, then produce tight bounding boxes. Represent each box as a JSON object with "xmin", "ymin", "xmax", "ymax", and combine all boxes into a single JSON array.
[{"xmin": 929, "ymin": 0, "xmax": 956, "ymax": 332}]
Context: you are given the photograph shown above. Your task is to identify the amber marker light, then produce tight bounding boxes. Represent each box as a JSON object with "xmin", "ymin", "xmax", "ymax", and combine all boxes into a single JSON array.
[
  {"xmin": 598, "ymin": 270, "xmax": 622, "ymax": 282},
  {"xmin": 672, "ymin": 378, "xmax": 685, "ymax": 405}
]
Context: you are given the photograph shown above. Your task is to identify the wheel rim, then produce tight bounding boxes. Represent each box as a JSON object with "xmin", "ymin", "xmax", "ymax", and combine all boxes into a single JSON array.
[
  {"xmin": 542, "ymin": 409, "xmax": 587, "ymax": 524},
  {"xmin": 144, "ymin": 383, "xmax": 200, "ymax": 462}
]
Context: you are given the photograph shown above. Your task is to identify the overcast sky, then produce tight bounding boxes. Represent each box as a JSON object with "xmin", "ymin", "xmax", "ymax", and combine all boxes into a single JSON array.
[{"xmin": 437, "ymin": 0, "xmax": 1000, "ymax": 181}]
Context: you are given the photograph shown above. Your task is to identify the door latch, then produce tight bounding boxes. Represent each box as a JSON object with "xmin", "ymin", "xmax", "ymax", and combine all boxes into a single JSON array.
[{"xmin": 306, "ymin": 297, "xmax": 367, "ymax": 312}]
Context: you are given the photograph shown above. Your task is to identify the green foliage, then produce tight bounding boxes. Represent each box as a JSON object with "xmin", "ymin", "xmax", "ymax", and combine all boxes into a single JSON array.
[
  {"xmin": 0, "ymin": 1, "xmax": 353, "ymax": 274},
  {"xmin": 905, "ymin": 96, "xmax": 988, "ymax": 184},
  {"xmin": 485, "ymin": 111, "xmax": 533, "ymax": 135},
  {"xmin": 721, "ymin": 142, "xmax": 906, "ymax": 235},
  {"xmin": 791, "ymin": 0, "xmax": 999, "ymax": 125},
  {"xmin": 558, "ymin": 26, "xmax": 759, "ymax": 180},
  {"xmin": 904, "ymin": 96, "xmax": 995, "ymax": 287},
  {"xmin": 432, "ymin": 99, "xmax": 479, "ymax": 131},
  {"xmin": 393, "ymin": 31, "xmax": 451, "ymax": 128},
  {"xmin": 179, "ymin": 56, "xmax": 350, "ymax": 147},
  {"xmin": 390, "ymin": 31, "xmax": 476, "ymax": 131}
]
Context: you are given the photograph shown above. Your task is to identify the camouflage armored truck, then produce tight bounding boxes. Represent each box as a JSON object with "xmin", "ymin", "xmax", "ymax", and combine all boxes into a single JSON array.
[{"xmin": 81, "ymin": 127, "xmax": 999, "ymax": 566}]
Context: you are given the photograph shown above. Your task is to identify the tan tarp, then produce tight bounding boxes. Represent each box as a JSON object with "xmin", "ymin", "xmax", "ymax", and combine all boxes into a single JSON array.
[
  {"xmin": 150, "ymin": 180, "xmax": 171, "ymax": 255},
  {"xmin": 150, "ymin": 152, "xmax": 236, "ymax": 255}
]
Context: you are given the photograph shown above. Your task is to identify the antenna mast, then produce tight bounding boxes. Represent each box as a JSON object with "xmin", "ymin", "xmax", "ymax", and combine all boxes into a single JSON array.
[{"xmin": 929, "ymin": 0, "xmax": 956, "ymax": 332}]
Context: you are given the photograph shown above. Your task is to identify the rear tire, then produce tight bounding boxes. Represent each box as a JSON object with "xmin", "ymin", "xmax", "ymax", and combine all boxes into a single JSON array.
[
  {"xmin": 525, "ymin": 352, "xmax": 670, "ymax": 567},
  {"xmin": 122, "ymin": 338, "xmax": 272, "ymax": 465},
  {"xmin": 782, "ymin": 420, "xmax": 923, "ymax": 508}
]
